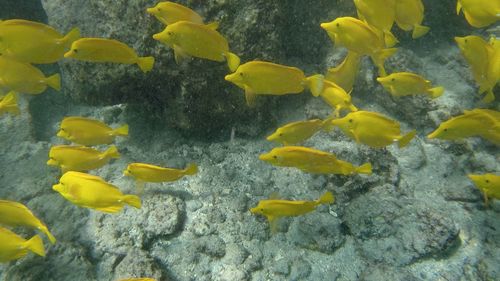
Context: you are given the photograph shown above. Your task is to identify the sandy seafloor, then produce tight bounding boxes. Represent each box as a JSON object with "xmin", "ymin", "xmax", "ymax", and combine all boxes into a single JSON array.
[{"xmin": 1, "ymin": 1, "xmax": 500, "ymax": 281}]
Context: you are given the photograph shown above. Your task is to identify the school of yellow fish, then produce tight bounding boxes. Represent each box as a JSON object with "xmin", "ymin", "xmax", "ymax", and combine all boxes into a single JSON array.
[{"xmin": 0, "ymin": 0, "xmax": 499, "ymax": 275}]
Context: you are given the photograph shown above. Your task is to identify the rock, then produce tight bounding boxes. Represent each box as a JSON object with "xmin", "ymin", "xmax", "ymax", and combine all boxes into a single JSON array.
[{"xmin": 113, "ymin": 251, "xmax": 164, "ymax": 281}]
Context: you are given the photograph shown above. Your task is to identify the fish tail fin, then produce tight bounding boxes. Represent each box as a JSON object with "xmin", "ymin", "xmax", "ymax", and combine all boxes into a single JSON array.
[
  {"xmin": 412, "ymin": 24, "xmax": 430, "ymax": 39},
  {"xmin": 428, "ymin": 86, "xmax": 445, "ymax": 98},
  {"xmin": 398, "ymin": 130, "xmax": 416, "ymax": 148},
  {"xmin": 384, "ymin": 30, "xmax": 399, "ymax": 47},
  {"xmin": 373, "ymin": 48, "xmax": 398, "ymax": 77},
  {"xmin": 40, "ymin": 226, "xmax": 56, "ymax": 244},
  {"xmin": 137, "ymin": 56, "xmax": 155, "ymax": 73},
  {"xmin": 225, "ymin": 52, "xmax": 240, "ymax": 73},
  {"xmin": 25, "ymin": 235, "xmax": 45, "ymax": 257},
  {"xmin": 61, "ymin": 27, "xmax": 81, "ymax": 45},
  {"xmin": 206, "ymin": 21, "xmax": 219, "ymax": 30},
  {"xmin": 481, "ymin": 90, "xmax": 495, "ymax": 103},
  {"xmin": 103, "ymin": 145, "xmax": 120, "ymax": 159},
  {"xmin": 122, "ymin": 195, "xmax": 141, "ymax": 209},
  {"xmin": 318, "ymin": 191, "xmax": 335, "ymax": 204},
  {"xmin": 2, "ymin": 91, "xmax": 20, "ymax": 115},
  {"xmin": 356, "ymin": 162, "xmax": 372, "ymax": 175},
  {"xmin": 305, "ymin": 74, "xmax": 325, "ymax": 97},
  {"xmin": 46, "ymin": 74, "xmax": 61, "ymax": 91},
  {"xmin": 184, "ymin": 163, "xmax": 198, "ymax": 175},
  {"xmin": 112, "ymin": 124, "xmax": 129, "ymax": 136}
]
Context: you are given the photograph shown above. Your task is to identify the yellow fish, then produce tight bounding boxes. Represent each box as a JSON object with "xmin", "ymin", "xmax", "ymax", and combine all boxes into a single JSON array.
[
  {"xmin": 457, "ymin": 0, "xmax": 500, "ymax": 28},
  {"xmin": 64, "ymin": 38, "xmax": 155, "ymax": 73},
  {"xmin": 353, "ymin": 0, "xmax": 398, "ymax": 47},
  {"xmin": 0, "ymin": 200, "xmax": 56, "ymax": 244},
  {"xmin": 0, "ymin": 19, "xmax": 80, "ymax": 64},
  {"xmin": 395, "ymin": 0, "xmax": 430, "ymax": 39},
  {"xmin": 468, "ymin": 174, "xmax": 500, "ymax": 206},
  {"xmin": 152, "ymin": 21, "xmax": 240, "ymax": 72},
  {"xmin": 266, "ymin": 119, "xmax": 325, "ymax": 145},
  {"xmin": 326, "ymin": 111, "xmax": 416, "ymax": 148},
  {"xmin": 0, "ymin": 227, "xmax": 45, "ymax": 263},
  {"xmin": 0, "ymin": 56, "xmax": 61, "ymax": 94},
  {"xmin": 0, "ymin": 91, "xmax": 20, "ymax": 116},
  {"xmin": 250, "ymin": 191, "xmax": 334, "ymax": 232},
  {"xmin": 319, "ymin": 80, "xmax": 358, "ymax": 117},
  {"xmin": 320, "ymin": 17, "xmax": 398, "ymax": 76},
  {"xmin": 376, "ymin": 72, "xmax": 445, "ymax": 98},
  {"xmin": 124, "ymin": 162, "xmax": 198, "ymax": 183},
  {"xmin": 259, "ymin": 146, "xmax": 372, "ymax": 175},
  {"xmin": 47, "ymin": 145, "xmax": 120, "ymax": 173},
  {"xmin": 224, "ymin": 60, "xmax": 324, "ymax": 106},
  {"xmin": 455, "ymin": 35, "xmax": 497, "ymax": 102},
  {"xmin": 427, "ymin": 109, "xmax": 499, "ymax": 144},
  {"xmin": 57, "ymin": 116, "xmax": 129, "ymax": 146},
  {"xmin": 52, "ymin": 171, "xmax": 141, "ymax": 213},
  {"xmin": 325, "ymin": 51, "xmax": 362, "ymax": 93},
  {"xmin": 147, "ymin": 1, "xmax": 205, "ymax": 26}
]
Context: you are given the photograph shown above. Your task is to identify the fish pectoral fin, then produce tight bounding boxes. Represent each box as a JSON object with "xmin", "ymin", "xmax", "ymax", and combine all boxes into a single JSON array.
[
  {"xmin": 244, "ymin": 87, "xmax": 257, "ymax": 107},
  {"xmin": 173, "ymin": 45, "xmax": 189, "ymax": 64}
]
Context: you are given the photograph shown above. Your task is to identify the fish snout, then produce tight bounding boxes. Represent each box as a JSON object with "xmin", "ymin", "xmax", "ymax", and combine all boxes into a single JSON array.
[
  {"xmin": 249, "ymin": 207, "xmax": 260, "ymax": 214},
  {"xmin": 152, "ymin": 33, "xmax": 162, "ymax": 41},
  {"xmin": 258, "ymin": 153, "xmax": 271, "ymax": 161},
  {"xmin": 46, "ymin": 158, "xmax": 58, "ymax": 166},
  {"xmin": 427, "ymin": 130, "xmax": 438, "ymax": 139},
  {"xmin": 52, "ymin": 183, "xmax": 63, "ymax": 192},
  {"xmin": 63, "ymin": 50, "xmax": 74, "ymax": 58},
  {"xmin": 123, "ymin": 169, "xmax": 132, "ymax": 177},
  {"xmin": 146, "ymin": 8, "xmax": 156, "ymax": 15},
  {"xmin": 224, "ymin": 73, "xmax": 235, "ymax": 82}
]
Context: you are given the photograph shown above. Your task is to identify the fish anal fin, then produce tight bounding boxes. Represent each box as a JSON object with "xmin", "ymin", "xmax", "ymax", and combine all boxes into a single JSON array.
[
  {"xmin": 268, "ymin": 215, "xmax": 280, "ymax": 234},
  {"xmin": 94, "ymin": 205, "xmax": 123, "ymax": 213}
]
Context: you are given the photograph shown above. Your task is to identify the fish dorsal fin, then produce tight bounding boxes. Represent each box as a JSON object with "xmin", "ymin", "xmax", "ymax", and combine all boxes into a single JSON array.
[
  {"xmin": 269, "ymin": 192, "xmax": 280, "ymax": 200},
  {"xmin": 67, "ymin": 172, "xmax": 105, "ymax": 183},
  {"xmin": 205, "ymin": 21, "xmax": 219, "ymax": 30}
]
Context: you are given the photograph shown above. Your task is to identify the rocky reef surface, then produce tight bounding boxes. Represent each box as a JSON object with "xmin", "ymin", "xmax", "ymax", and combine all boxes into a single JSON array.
[{"xmin": 1, "ymin": 0, "xmax": 499, "ymax": 280}]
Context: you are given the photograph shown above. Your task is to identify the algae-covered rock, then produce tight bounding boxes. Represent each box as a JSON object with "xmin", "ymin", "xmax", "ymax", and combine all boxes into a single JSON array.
[{"xmin": 39, "ymin": 0, "xmax": 349, "ymax": 138}]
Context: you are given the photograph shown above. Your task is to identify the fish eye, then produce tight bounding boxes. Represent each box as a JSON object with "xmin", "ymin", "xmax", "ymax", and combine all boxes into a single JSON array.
[
  {"xmin": 443, "ymin": 128, "xmax": 448, "ymax": 132},
  {"xmin": 73, "ymin": 49, "xmax": 78, "ymax": 53},
  {"xmin": 260, "ymin": 208, "xmax": 264, "ymax": 212},
  {"xmin": 336, "ymin": 23, "xmax": 340, "ymax": 27},
  {"xmin": 391, "ymin": 78, "xmax": 395, "ymax": 82},
  {"xmin": 486, "ymin": 179, "xmax": 490, "ymax": 183},
  {"xmin": 167, "ymin": 31, "xmax": 172, "ymax": 35},
  {"xmin": 464, "ymin": 39, "xmax": 468, "ymax": 43},
  {"xmin": 157, "ymin": 7, "xmax": 161, "ymax": 11},
  {"xmin": 279, "ymin": 133, "xmax": 283, "ymax": 136},
  {"xmin": 348, "ymin": 119, "xmax": 353, "ymax": 123},
  {"xmin": 239, "ymin": 72, "xmax": 243, "ymax": 76},
  {"xmin": 273, "ymin": 155, "xmax": 277, "ymax": 159}
]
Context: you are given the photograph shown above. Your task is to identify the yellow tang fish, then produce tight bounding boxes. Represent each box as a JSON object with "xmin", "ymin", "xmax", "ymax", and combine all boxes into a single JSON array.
[
  {"xmin": 320, "ymin": 17, "xmax": 398, "ymax": 76},
  {"xmin": 353, "ymin": 0, "xmax": 398, "ymax": 47},
  {"xmin": 427, "ymin": 109, "xmax": 499, "ymax": 144},
  {"xmin": 250, "ymin": 191, "xmax": 334, "ymax": 232},
  {"xmin": 0, "ymin": 56, "xmax": 61, "ymax": 94},
  {"xmin": 124, "ymin": 162, "xmax": 198, "ymax": 183},
  {"xmin": 259, "ymin": 146, "xmax": 372, "ymax": 175},
  {"xmin": 0, "ymin": 227, "xmax": 45, "ymax": 263},
  {"xmin": 0, "ymin": 200, "xmax": 56, "ymax": 244},
  {"xmin": 224, "ymin": 61, "xmax": 324, "ymax": 106},
  {"xmin": 47, "ymin": 145, "xmax": 121, "ymax": 173},
  {"xmin": 266, "ymin": 119, "xmax": 325, "ymax": 146},
  {"xmin": 457, "ymin": 0, "xmax": 500, "ymax": 28},
  {"xmin": 152, "ymin": 21, "xmax": 240, "ymax": 72},
  {"xmin": 64, "ymin": 38, "xmax": 155, "ymax": 73},
  {"xmin": 468, "ymin": 174, "xmax": 500, "ymax": 206},
  {"xmin": 0, "ymin": 91, "xmax": 20, "ymax": 116},
  {"xmin": 147, "ymin": 1, "xmax": 207, "ymax": 27},
  {"xmin": 52, "ymin": 171, "xmax": 141, "ymax": 213},
  {"xmin": 326, "ymin": 111, "xmax": 416, "ymax": 148},
  {"xmin": 0, "ymin": 19, "xmax": 80, "ymax": 64},
  {"xmin": 325, "ymin": 51, "xmax": 362, "ymax": 93},
  {"xmin": 395, "ymin": 0, "xmax": 430, "ymax": 39},
  {"xmin": 455, "ymin": 35, "xmax": 497, "ymax": 103},
  {"xmin": 57, "ymin": 116, "xmax": 129, "ymax": 146},
  {"xmin": 376, "ymin": 72, "xmax": 444, "ymax": 98},
  {"xmin": 319, "ymin": 80, "xmax": 358, "ymax": 117}
]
